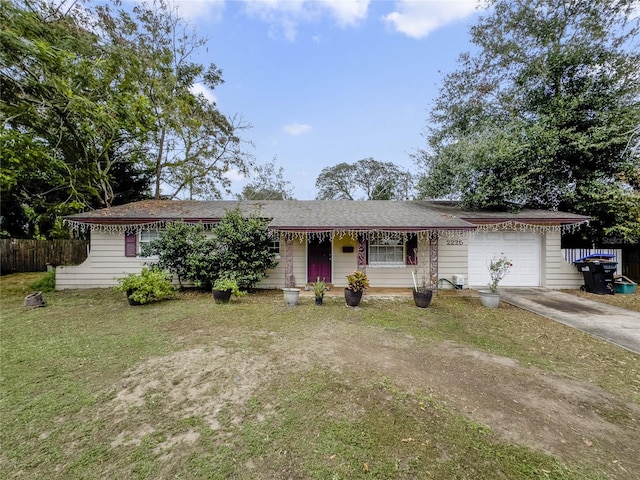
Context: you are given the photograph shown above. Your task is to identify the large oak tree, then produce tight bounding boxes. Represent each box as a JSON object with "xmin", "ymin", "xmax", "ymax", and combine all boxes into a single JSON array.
[{"xmin": 415, "ymin": 0, "xmax": 640, "ymax": 242}]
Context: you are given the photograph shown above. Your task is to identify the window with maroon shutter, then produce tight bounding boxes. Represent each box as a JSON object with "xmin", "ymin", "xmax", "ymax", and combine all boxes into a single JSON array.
[{"xmin": 125, "ymin": 232, "xmax": 137, "ymax": 257}]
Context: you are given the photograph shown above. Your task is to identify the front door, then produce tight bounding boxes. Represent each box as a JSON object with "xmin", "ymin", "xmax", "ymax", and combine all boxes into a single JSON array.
[{"xmin": 308, "ymin": 238, "xmax": 332, "ymax": 283}]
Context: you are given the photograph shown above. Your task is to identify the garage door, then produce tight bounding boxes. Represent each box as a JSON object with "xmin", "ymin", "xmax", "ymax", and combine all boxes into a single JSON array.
[{"xmin": 468, "ymin": 232, "xmax": 541, "ymax": 287}]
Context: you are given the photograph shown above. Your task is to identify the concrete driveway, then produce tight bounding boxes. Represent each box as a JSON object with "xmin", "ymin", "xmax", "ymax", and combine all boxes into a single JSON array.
[{"xmin": 502, "ymin": 288, "xmax": 640, "ymax": 354}]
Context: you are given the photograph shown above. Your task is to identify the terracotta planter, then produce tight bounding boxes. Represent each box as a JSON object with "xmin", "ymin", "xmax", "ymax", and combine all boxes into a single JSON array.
[
  {"xmin": 212, "ymin": 289, "xmax": 232, "ymax": 303},
  {"xmin": 413, "ymin": 289, "xmax": 433, "ymax": 308},
  {"xmin": 479, "ymin": 291, "xmax": 501, "ymax": 308},
  {"xmin": 344, "ymin": 288, "xmax": 363, "ymax": 307}
]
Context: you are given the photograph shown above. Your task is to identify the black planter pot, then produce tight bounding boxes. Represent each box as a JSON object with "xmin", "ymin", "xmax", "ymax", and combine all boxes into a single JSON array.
[
  {"xmin": 212, "ymin": 289, "xmax": 232, "ymax": 303},
  {"xmin": 126, "ymin": 289, "xmax": 144, "ymax": 306},
  {"xmin": 344, "ymin": 288, "xmax": 363, "ymax": 307},
  {"xmin": 413, "ymin": 289, "xmax": 433, "ymax": 308},
  {"xmin": 315, "ymin": 297, "xmax": 323, "ymax": 306}
]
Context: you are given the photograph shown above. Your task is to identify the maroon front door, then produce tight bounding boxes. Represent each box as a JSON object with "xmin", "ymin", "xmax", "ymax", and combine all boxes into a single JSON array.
[{"xmin": 308, "ymin": 238, "xmax": 332, "ymax": 283}]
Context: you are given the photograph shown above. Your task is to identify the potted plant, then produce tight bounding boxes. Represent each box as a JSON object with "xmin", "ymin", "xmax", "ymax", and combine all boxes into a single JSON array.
[
  {"xmin": 212, "ymin": 276, "xmax": 244, "ymax": 303},
  {"xmin": 479, "ymin": 253, "xmax": 512, "ymax": 308},
  {"xmin": 411, "ymin": 268, "xmax": 433, "ymax": 308},
  {"xmin": 345, "ymin": 270, "xmax": 369, "ymax": 307},
  {"xmin": 115, "ymin": 266, "xmax": 176, "ymax": 305},
  {"xmin": 282, "ymin": 286, "xmax": 301, "ymax": 306},
  {"xmin": 311, "ymin": 278, "xmax": 327, "ymax": 305}
]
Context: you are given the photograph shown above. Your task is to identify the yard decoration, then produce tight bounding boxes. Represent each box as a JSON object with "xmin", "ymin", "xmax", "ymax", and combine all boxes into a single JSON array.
[
  {"xmin": 115, "ymin": 266, "xmax": 176, "ymax": 305},
  {"xmin": 345, "ymin": 270, "xmax": 369, "ymax": 307},
  {"xmin": 311, "ymin": 278, "xmax": 327, "ymax": 305},
  {"xmin": 24, "ymin": 292, "xmax": 46, "ymax": 307},
  {"xmin": 479, "ymin": 253, "xmax": 512, "ymax": 308}
]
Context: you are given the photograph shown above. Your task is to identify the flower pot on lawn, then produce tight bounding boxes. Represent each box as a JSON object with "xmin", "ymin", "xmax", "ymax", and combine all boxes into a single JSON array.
[
  {"xmin": 479, "ymin": 291, "xmax": 501, "ymax": 308},
  {"xmin": 413, "ymin": 289, "xmax": 433, "ymax": 308},
  {"xmin": 212, "ymin": 289, "xmax": 232, "ymax": 304},
  {"xmin": 283, "ymin": 288, "xmax": 300, "ymax": 306},
  {"xmin": 315, "ymin": 297, "xmax": 323, "ymax": 306},
  {"xmin": 344, "ymin": 288, "xmax": 363, "ymax": 307}
]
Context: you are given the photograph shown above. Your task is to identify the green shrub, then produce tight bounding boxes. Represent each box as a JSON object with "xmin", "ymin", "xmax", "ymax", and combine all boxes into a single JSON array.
[
  {"xmin": 114, "ymin": 266, "xmax": 176, "ymax": 304},
  {"xmin": 29, "ymin": 270, "xmax": 56, "ymax": 293}
]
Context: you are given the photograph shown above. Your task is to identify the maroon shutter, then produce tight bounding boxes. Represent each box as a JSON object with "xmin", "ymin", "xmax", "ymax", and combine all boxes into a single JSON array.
[{"xmin": 125, "ymin": 232, "xmax": 137, "ymax": 257}]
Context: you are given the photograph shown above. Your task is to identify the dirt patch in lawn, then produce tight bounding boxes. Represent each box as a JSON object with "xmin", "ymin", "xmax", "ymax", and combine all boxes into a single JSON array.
[{"xmin": 105, "ymin": 320, "xmax": 639, "ymax": 478}]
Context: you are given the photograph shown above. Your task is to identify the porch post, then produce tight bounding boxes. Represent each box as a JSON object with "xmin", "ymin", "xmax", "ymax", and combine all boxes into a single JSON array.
[
  {"xmin": 429, "ymin": 232, "xmax": 438, "ymax": 291},
  {"xmin": 285, "ymin": 238, "xmax": 295, "ymax": 287},
  {"xmin": 357, "ymin": 236, "xmax": 367, "ymax": 272}
]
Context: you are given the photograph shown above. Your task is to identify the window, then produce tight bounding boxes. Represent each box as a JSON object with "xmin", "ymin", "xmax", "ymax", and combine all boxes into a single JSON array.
[
  {"xmin": 269, "ymin": 238, "xmax": 281, "ymax": 258},
  {"xmin": 136, "ymin": 230, "xmax": 160, "ymax": 255},
  {"xmin": 368, "ymin": 235, "xmax": 405, "ymax": 266}
]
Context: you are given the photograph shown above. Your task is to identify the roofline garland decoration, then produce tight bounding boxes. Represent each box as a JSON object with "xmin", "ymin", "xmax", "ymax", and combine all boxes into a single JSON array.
[
  {"xmin": 475, "ymin": 220, "xmax": 588, "ymax": 235},
  {"xmin": 65, "ymin": 218, "xmax": 587, "ymax": 239}
]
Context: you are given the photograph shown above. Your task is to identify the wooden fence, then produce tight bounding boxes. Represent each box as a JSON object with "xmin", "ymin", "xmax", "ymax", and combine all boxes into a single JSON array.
[{"xmin": 0, "ymin": 239, "xmax": 88, "ymax": 273}]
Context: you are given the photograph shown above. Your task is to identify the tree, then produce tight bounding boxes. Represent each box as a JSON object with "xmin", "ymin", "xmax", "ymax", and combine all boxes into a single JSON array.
[
  {"xmin": 212, "ymin": 208, "xmax": 279, "ymax": 290},
  {"xmin": 315, "ymin": 158, "xmax": 414, "ymax": 200},
  {"xmin": 239, "ymin": 157, "xmax": 294, "ymax": 200},
  {"xmin": 96, "ymin": 0, "xmax": 253, "ymax": 201},
  {"xmin": 415, "ymin": 0, "xmax": 640, "ymax": 242},
  {"xmin": 1, "ymin": 0, "xmax": 153, "ymax": 237},
  {"xmin": 140, "ymin": 221, "xmax": 207, "ymax": 288}
]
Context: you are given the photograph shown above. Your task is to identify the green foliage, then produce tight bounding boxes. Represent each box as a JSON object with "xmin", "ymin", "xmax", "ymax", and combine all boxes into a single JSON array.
[
  {"xmin": 487, "ymin": 254, "xmax": 513, "ymax": 293},
  {"xmin": 311, "ymin": 278, "xmax": 328, "ymax": 298},
  {"xmin": 416, "ymin": 0, "xmax": 640, "ymax": 242},
  {"xmin": 114, "ymin": 266, "xmax": 176, "ymax": 304},
  {"xmin": 184, "ymin": 236, "xmax": 223, "ymax": 290},
  {"xmin": 316, "ymin": 158, "xmax": 414, "ymax": 200},
  {"xmin": 346, "ymin": 270, "xmax": 370, "ymax": 292},
  {"xmin": 210, "ymin": 208, "xmax": 279, "ymax": 290},
  {"xmin": 29, "ymin": 270, "xmax": 56, "ymax": 293},
  {"xmin": 240, "ymin": 157, "xmax": 294, "ymax": 200},
  {"xmin": 140, "ymin": 222, "xmax": 207, "ymax": 287},
  {"xmin": 95, "ymin": 0, "xmax": 252, "ymax": 201},
  {"xmin": 212, "ymin": 276, "xmax": 245, "ymax": 297},
  {"xmin": 1, "ymin": 0, "xmax": 153, "ymax": 238}
]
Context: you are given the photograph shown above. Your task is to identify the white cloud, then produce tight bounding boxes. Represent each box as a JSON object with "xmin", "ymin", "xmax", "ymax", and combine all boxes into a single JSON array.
[
  {"xmin": 242, "ymin": 0, "xmax": 370, "ymax": 41},
  {"xmin": 169, "ymin": 0, "xmax": 226, "ymax": 21},
  {"xmin": 383, "ymin": 0, "xmax": 479, "ymax": 39},
  {"xmin": 189, "ymin": 83, "xmax": 218, "ymax": 104},
  {"xmin": 283, "ymin": 123, "xmax": 312, "ymax": 135},
  {"xmin": 319, "ymin": 0, "xmax": 369, "ymax": 26},
  {"xmin": 224, "ymin": 168, "xmax": 246, "ymax": 182}
]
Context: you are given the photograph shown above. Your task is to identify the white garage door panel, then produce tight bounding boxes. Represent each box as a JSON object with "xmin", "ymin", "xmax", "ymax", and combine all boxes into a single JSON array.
[{"xmin": 468, "ymin": 232, "xmax": 540, "ymax": 287}]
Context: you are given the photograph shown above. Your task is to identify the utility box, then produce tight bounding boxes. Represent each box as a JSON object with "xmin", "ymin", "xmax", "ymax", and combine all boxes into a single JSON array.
[{"xmin": 453, "ymin": 274, "xmax": 465, "ymax": 289}]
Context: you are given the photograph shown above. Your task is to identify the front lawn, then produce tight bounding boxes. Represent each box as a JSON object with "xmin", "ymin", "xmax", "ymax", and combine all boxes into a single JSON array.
[{"xmin": 1, "ymin": 273, "xmax": 639, "ymax": 479}]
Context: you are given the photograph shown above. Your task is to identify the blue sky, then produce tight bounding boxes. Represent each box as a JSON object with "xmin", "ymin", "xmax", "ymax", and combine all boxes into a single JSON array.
[{"xmin": 165, "ymin": 0, "xmax": 486, "ymax": 199}]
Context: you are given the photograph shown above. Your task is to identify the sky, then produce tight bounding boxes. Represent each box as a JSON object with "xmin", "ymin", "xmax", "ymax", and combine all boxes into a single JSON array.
[{"xmin": 156, "ymin": 0, "xmax": 488, "ymax": 199}]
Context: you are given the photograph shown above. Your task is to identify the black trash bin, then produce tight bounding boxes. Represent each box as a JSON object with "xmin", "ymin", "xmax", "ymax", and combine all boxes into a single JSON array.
[{"xmin": 573, "ymin": 254, "xmax": 617, "ymax": 295}]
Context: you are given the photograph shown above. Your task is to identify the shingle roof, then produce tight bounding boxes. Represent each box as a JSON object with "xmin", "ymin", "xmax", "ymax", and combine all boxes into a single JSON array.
[{"xmin": 64, "ymin": 199, "xmax": 589, "ymax": 231}]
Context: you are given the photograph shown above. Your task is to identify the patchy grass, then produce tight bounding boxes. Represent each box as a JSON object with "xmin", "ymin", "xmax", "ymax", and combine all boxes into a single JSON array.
[{"xmin": 1, "ymin": 273, "xmax": 639, "ymax": 479}]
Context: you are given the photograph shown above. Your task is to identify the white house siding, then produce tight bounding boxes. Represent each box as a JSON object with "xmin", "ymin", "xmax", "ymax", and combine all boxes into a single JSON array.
[
  {"xmin": 438, "ymin": 235, "xmax": 469, "ymax": 289},
  {"xmin": 329, "ymin": 235, "xmax": 357, "ymax": 287},
  {"xmin": 56, "ymin": 232, "xmax": 148, "ymax": 289},
  {"xmin": 542, "ymin": 232, "xmax": 584, "ymax": 289},
  {"xmin": 256, "ymin": 236, "xmax": 306, "ymax": 289}
]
